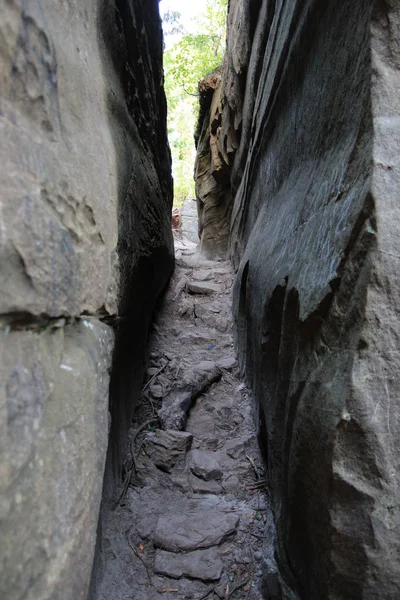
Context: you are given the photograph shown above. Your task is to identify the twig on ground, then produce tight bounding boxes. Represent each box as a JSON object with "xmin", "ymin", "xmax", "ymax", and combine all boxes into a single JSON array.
[
  {"xmin": 115, "ymin": 417, "xmax": 159, "ymax": 507},
  {"xmin": 198, "ymin": 587, "xmax": 215, "ymax": 600},
  {"xmin": 115, "ymin": 467, "xmax": 133, "ymax": 508},
  {"xmin": 142, "ymin": 389, "xmax": 156, "ymax": 415},
  {"xmin": 173, "ymin": 275, "xmax": 189, "ymax": 301},
  {"xmin": 142, "ymin": 361, "xmax": 168, "ymax": 394},
  {"xmin": 137, "ymin": 441, "xmax": 146, "ymax": 458},
  {"xmin": 225, "ymin": 579, "xmax": 249, "ymax": 599},
  {"xmin": 250, "ymin": 532, "xmax": 264, "ymax": 540},
  {"xmin": 128, "ymin": 543, "xmax": 152, "ymax": 585},
  {"xmin": 249, "ymin": 479, "xmax": 268, "ymax": 492},
  {"xmin": 246, "ymin": 455, "xmax": 260, "ymax": 480},
  {"xmin": 131, "ymin": 417, "xmax": 159, "ymax": 446}
]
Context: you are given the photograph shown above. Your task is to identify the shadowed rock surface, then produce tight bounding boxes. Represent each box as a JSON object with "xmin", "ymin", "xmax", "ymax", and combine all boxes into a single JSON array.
[
  {"xmin": 0, "ymin": 1, "xmax": 173, "ymax": 598},
  {"xmin": 93, "ymin": 239, "xmax": 270, "ymax": 600},
  {"xmin": 195, "ymin": 0, "xmax": 400, "ymax": 598}
]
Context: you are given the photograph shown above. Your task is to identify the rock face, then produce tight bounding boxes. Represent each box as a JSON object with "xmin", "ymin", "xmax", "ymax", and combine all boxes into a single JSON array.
[
  {"xmin": 0, "ymin": 320, "xmax": 113, "ymax": 600},
  {"xmin": 0, "ymin": 1, "xmax": 173, "ymax": 599},
  {"xmin": 194, "ymin": 70, "xmax": 232, "ymax": 259},
  {"xmin": 195, "ymin": 1, "xmax": 400, "ymax": 598}
]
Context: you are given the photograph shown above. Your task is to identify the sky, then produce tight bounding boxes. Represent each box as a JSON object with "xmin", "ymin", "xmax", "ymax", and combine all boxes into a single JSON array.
[{"xmin": 159, "ymin": 0, "xmax": 208, "ymax": 35}]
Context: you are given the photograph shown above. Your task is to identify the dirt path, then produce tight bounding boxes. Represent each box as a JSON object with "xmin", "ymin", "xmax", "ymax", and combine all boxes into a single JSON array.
[{"xmin": 97, "ymin": 235, "xmax": 270, "ymax": 600}]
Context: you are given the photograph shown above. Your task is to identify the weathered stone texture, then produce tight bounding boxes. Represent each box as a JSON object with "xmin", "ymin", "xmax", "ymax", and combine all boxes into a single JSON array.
[
  {"xmin": 0, "ymin": 1, "xmax": 119, "ymax": 317},
  {"xmin": 194, "ymin": 70, "xmax": 232, "ymax": 259},
  {"xmin": 0, "ymin": 320, "xmax": 113, "ymax": 600},
  {"xmin": 195, "ymin": 0, "xmax": 400, "ymax": 597},
  {"xmin": 0, "ymin": 0, "xmax": 173, "ymax": 598}
]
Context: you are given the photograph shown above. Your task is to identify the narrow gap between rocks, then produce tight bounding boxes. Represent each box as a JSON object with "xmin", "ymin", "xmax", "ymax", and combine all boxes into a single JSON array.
[
  {"xmin": 95, "ymin": 218, "xmax": 272, "ymax": 600},
  {"xmin": 93, "ymin": 3, "xmax": 275, "ymax": 597}
]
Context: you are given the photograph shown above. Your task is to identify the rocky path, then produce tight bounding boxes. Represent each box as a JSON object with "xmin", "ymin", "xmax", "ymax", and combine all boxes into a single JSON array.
[{"xmin": 97, "ymin": 236, "xmax": 270, "ymax": 600}]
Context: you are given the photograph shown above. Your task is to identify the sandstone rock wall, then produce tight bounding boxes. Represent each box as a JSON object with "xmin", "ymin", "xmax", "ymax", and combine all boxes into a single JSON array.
[
  {"xmin": 196, "ymin": 0, "xmax": 400, "ymax": 597},
  {"xmin": 0, "ymin": 1, "xmax": 173, "ymax": 599},
  {"xmin": 194, "ymin": 70, "xmax": 232, "ymax": 258}
]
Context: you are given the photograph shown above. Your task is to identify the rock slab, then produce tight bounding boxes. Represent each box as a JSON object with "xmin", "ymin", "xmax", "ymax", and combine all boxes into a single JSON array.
[
  {"xmin": 154, "ymin": 548, "xmax": 223, "ymax": 582},
  {"xmin": 146, "ymin": 429, "xmax": 193, "ymax": 471},
  {"xmin": 191, "ymin": 478, "xmax": 223, "ymax": 495},
  {"xmin": 189, "ymin": 450, "xmax": 223, "ymax": 481},
  {"xmin": 153, "ymin": 507, "xmax": 239, "ymax": 551},
  {"xmin": 187, "ymin": 281, "xmax": 224, "ymax": 295}
]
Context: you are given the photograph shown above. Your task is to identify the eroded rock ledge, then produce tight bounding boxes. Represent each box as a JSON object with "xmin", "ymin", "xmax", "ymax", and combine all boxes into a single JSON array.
[
  {"xmin": 195, "ymin": 1, "xmax": 400, "ymax": 598},
  {"xmin": 0, "ymin": 1, "xmax": 173, "ymax": 598}
]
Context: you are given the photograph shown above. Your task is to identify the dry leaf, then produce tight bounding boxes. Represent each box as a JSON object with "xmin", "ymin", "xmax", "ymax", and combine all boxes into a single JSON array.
[
  {"xmin": 157, "ymin": 587, "xmax": 179, "ymax": 593},
  {"xmin": 139, "ymin": 543, "xmax": 144, "ymax": 551}
]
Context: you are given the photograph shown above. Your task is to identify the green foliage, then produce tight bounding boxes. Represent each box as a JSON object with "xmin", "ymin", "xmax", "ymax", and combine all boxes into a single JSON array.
[
  {"xmin": 162, "ymin": 0, "xmax": 228, "ymax": 205},
  {"xmin": 164, "ymin": 33, "xmax": 224, "ymax": 96}
]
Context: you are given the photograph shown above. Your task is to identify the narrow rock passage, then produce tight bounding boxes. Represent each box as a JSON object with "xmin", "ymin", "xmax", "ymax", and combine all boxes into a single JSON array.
[{"xmin": 97, "ymin": 234, "xmax": 270, "ymax": 600}]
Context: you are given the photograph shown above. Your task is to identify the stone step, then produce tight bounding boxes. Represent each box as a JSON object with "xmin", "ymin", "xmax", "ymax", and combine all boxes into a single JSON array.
[
  {"xmin": 191, "ymin": 269, "xmax": 214, "ymax": 281},
  {"xmin": 188, "ymin": 449, "xmax": 223, "ymax": 481},
  {"xmin": 153, "ymin": 504, "xmax": 239, "ymax": 552},
  {"xmin": 187, "ymin": 281, "xmax": 224, "ymax": 295},
  {"xmin": 191, "ymin": 477, "xmax": 223, "ymax": 495},
  {"xmin": 154, "ymin": 548, "xmax": 223, "ymax": 582}
]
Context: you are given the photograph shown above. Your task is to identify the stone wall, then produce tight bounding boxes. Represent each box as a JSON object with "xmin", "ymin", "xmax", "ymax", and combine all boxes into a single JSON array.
[
  {"xmin": 196, "ymin": 1, "xmax": 400, "ymax": 597},
  {"xmin": 0, "ymin": 1, "xmax": 173, "ymax": 599}
]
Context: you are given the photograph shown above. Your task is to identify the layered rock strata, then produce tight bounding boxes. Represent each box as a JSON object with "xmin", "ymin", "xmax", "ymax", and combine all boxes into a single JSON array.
[
  {"xmin": 0, "ymin": 1, "xmax": 173, "ymax": 599},
  {"xmin": 196, "ymin": 1, "xmax": 400, "ymax": 598},
  {"xmin": 194, "ymin": 70, "xmax": 233, "ymax": 259}
]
